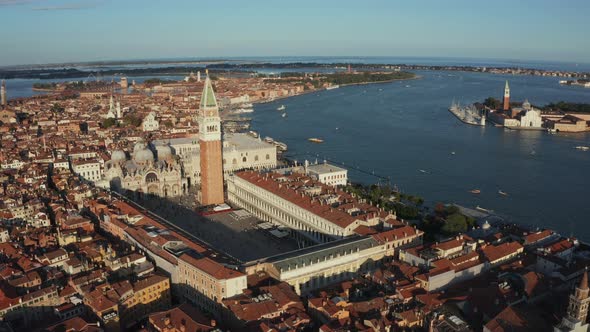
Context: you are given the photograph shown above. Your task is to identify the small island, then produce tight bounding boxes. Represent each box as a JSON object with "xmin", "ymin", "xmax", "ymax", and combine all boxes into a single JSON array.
[
  {"xmin": 264, "ymin": 70, "xmax": 417, "ymax": 90},
  {"xmin": 33, "ymin": 80, "xmax": 121, "ymax": 92}
]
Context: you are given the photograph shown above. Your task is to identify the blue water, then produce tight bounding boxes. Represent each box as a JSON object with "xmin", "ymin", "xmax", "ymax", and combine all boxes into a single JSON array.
[{"xmin": 250, "ymin": 70, "xmax": 590, "ymax": 240}]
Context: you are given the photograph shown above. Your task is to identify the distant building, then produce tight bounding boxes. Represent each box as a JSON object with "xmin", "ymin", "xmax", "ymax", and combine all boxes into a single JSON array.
[
  {"xmin": 142, "ymin": 111, "xmax": 160, "ymax": 132},
  {"xmin": 120, "ymin": 77, "xmax": 128, "ymax": 89},
  {"xmin": 277, "ymin": 160, "xmax": 348, "ymax": 187},
  {"xmin": 177, "ymin": 252, "xmax": 247, "ymax": 317},
  {"xmin": 547, "ymin": 114, "xmax": 590, "ymax": 132},
  {"xmin": 148, "ymin": 303, "xmax": 217, "ymax": 332}
]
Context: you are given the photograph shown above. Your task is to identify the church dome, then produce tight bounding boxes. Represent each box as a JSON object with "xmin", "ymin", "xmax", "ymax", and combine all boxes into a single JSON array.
[
  {"xmin": 155, "ymin": 144, "xmax": 172, "ymax": 160},
  {"xmin": 133, "ymin": 148, "xmax": 154, "ymax": 163},
  {"xmin": 111, "ymin": 150, "xmax": 126, "ymax": 162},
  {"xmin": 133, "ymin": 141, "xmax": 147, "ymax": 153},
  {"xmin": 522, "ymin": 99, "xmax": 531, "ymax": 110}
]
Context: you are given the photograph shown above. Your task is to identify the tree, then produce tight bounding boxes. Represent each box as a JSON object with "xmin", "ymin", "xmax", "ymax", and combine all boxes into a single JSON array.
[
  {"xmin": 442, "ymin": 213, "xmax": 467, "ymax": 235},
  {"xmin": 102, "ymin": 118, "xmax": 116, "ymax": 128},
  {"xmin": 50, "ymin": 103, "xmax": 65, "ymax": 113},
  {"xmin": 123, "ymin": 114, "xmax": 142, "ymax": 127},
  {"xmin": 483, "ymin": 97, "xmax": 501, "ymax": 110}
]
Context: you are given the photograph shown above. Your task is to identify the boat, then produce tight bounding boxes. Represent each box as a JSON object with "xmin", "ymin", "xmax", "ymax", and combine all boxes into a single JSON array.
[
  {"xmin": 281, "ymin": 113, "xmax": 287, "ymax": 118},
  {"xmin": 451, "ymin": 151, "xmax": 456, "ymax": 155},
  {"xmin": 448, "ymin": 100, "xmax": 486, "ymax": 126},
  {"xmin": 241, "ymin": 103, "xmax": 253, "ymax": 108},
  {"xmin": 277, "ymin": 105, "xmax": 286, "ymax": 111},
  {"xmin": 476, "ymin": 205, "xmax": 493, "ymax": 213},
  {"xmin": 233, "ymin": 108, "xmax": 254, "ymax": 114},
  {"xmin": 498, "ymin": 190, "xmax": 509, "ymax": 196},
  {"xmin": 405, "ymin": 85, "xmax": 411, "ymax": 88},
  {"xmin": 263, "ymin": 136, "xmax": 274, "ymax": 143},
  {"xmin": 419, "ymin": 169, "xmax": 428, "ymax": 174},
  {"xmin": 547, "ymin": 128, "xmax": 558, "ymax": 134},
  {"xmin": 575, "ymin": 146, "xmax": 590, "ymax": 151},
  {"xmin": 469, "ymin": 189, "xmax": 481, "ymax": 194},
  {"xmin": 326, "ymin": 85, "xmax": 340, "ymax": 90},
  {"xmin": 248, "ymin": 131, "xmax": 259, "ymax": 138},
  {"xmin": 308, "ymin": 138, "xmax": 324, "ymax": 143},
  {"xmin": 273, "ymin": 141, "xmax": 288, "ymax": 151}
]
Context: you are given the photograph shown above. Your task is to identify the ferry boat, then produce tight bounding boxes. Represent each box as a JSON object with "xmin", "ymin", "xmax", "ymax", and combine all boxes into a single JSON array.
[
  {"xmin": 469, "ymin": 189, "xmax": 481, "ymax": 194},
  {"xmin": 264, "ymin": 136, "xmax": 274, "ymax": 143},
  {"xmin": 277, "ymin": 105, "xmax": 286, "ymax": 111},
  {"xmin": 326, "ymin": 85, "xmax": 340, "ymax": 90},
  {"xmin": 308, "ymin": 138, "xmax": 324, "ymax": 143}
]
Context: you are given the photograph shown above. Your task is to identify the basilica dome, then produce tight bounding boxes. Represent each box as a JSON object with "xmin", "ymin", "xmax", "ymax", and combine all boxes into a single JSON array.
[
  {"xmin": 133, "ymin": 147, "xmax": 154, "ymax": 163},
  {"xmin": 155, "ymin": 144, "xmax": 172, "ymax": 160},
  {"xmin": 111, "ymin": 150, "xmax": 126, "ymax": 162}
]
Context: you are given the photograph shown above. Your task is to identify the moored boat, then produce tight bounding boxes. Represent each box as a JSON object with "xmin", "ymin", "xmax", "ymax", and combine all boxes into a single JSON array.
[
  {"xmin": 277, "ymin": 105, "xmax": 286, "ymax": 111},
  {"xmin": 469, "ymin": 189, "xmax": 481, "ymax": 194},
  {"xmin": 476, "ymin": 205, "xmax": 493, "ymax": 213},
  {"xmin": 308, "ymin": 138, "xmax": 324, "ymax": 143}
]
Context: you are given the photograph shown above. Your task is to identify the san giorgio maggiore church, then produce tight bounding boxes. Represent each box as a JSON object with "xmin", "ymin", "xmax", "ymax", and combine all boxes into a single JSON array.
[{"xmin": 97, "ymin": 75, "xmax": 277, "ymax": 198}]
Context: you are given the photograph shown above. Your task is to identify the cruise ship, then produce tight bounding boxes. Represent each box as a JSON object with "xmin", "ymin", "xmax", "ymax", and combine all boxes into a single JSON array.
[{"xmin": 448, "ymin": 101, "xmax": 486, "ymax": 126}]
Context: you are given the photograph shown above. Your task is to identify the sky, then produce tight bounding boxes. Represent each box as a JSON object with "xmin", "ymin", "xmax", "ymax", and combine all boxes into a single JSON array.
[{"xmin": 1, "ymin": 0, "xmax": 589, "ymax": 66}]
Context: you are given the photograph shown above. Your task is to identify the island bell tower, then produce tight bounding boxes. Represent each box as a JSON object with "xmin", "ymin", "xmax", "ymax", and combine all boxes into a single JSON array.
[
  {"xmin": 198, "ymin": 70, "xmax": 224, "ymax": 206},
  {"xmin": 555, "ymin": 270, "xmax": 590, "ymax": 332},
  {"xmin": 503, "ymin": 80, "xmax": 510, "ymax": 111},
  {"xmin": 1, "ymin": 80, "xmax": 6, "ymax": 107}
]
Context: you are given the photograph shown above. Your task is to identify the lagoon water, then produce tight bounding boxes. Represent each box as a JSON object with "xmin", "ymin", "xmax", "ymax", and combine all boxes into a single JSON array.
[{"xmin": 250, "ymin": 71, "xmax": 590, "ymax": 239}]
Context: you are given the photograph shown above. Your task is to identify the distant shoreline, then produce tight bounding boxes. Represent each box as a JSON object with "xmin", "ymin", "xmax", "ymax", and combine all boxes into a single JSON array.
[
  {"xmin": 252, "ymin": 74, "xmax": 421, "ymax": 105},
  {"xmin": 1, "ymin": 60, "xmax": 588, "ymax": 80}
]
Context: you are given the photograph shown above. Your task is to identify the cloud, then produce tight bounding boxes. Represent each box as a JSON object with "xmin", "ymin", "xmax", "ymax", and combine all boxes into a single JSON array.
[
  {"xmin": 31, "ymin": 2, "xmax": 99, "ymax": 11},
  {"xmin": 0, "ymin": 0, "xmax": 101, "ymax": 10},
  {"xmin": 0, "ymin": 0, "xmax": 42, "ymax": 5}
]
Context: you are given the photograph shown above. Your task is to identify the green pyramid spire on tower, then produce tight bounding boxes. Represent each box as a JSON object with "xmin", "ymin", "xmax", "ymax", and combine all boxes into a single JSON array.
[{"xmin": 200, "ymin": 70, "xmax": 218, "ymax": 109}]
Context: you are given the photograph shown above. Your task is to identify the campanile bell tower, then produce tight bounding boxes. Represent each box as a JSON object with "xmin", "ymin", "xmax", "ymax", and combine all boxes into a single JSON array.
[
  {"xmin": 503, "ymin": 80, "xmax": 510, "ymax": 111},
  {"xmin": 198, "ymin": 70, "xmax": 224, "ymax": 206}
]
